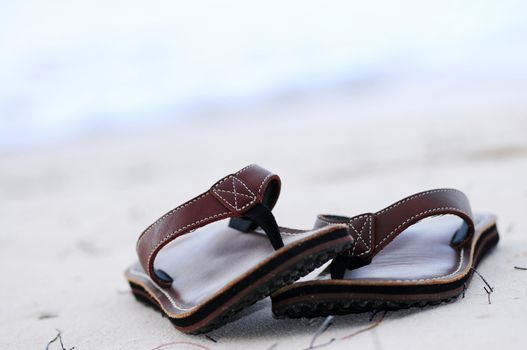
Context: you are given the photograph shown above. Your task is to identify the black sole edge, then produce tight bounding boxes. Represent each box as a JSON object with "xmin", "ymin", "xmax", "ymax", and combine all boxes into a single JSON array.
[
  {"xmin": 129, "ymin": 238, "xmax": 354, "ymax": 334},
  {"xmin": 274, "ymin": 293, "xmax": 463, "ymax": 319},
  {"xmin": 273, "ymin": 226, "xmax": 499, "ymax": 319}
]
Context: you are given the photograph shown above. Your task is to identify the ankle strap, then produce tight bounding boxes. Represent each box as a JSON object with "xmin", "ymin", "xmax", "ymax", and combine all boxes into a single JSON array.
[{"xmin": 136, "ymin": 164, "xmax": 281, "ymax": 287}]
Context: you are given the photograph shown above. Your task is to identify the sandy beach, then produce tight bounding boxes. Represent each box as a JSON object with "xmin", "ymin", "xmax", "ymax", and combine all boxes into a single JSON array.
[{"xmin": 1, "ymin": 78, "xmax": 527, "ymax": 349}]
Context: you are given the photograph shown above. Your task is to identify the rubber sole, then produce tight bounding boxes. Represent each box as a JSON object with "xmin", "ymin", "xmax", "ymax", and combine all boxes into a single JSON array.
[
  {"xmin": 272, "ymin": 225, "xmax": 499, "ymax": 319},
  {"xmin": 129, "ymin": 235, "xmax": 354, "ymax": 334}
]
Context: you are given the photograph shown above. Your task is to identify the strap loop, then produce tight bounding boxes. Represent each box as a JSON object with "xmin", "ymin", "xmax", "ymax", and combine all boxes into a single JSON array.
[{"xmin": 136, "ymin": 164, "xmax": 281, "ymax": 287}]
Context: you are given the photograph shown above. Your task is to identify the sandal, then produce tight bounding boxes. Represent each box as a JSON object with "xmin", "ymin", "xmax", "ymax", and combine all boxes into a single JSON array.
[
  {"xmin": 125, "ymin": 164, "xmax": 353, "ymax": 333},
  {"xmin": 271, "ymin": 189, "xmax": 499, "ymax": 318}
]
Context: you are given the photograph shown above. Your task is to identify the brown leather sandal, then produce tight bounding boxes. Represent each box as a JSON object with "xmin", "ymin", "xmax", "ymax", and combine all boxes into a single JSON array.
[
  {"xmin": 125, "ymin": 164, "xmax": 353, "ymax": 333},
  {"xmin": 271, "ymin": 189, "xmax": 499, "ymax": 318}
]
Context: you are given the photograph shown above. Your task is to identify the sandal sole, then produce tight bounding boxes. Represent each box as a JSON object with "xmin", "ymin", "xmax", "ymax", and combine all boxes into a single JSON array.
[
  {"xmin": 128, "ymin": 228, "xmax": 353, "ymax": 334},
  {"xmin": 272, "ymin": 225, "xmax": 499, "ymax": 318}
]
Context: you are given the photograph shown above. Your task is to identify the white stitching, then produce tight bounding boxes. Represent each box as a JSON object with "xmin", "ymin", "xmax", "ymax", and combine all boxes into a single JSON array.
[
  {"xmin": 349, "ymin": 220, "xmax": 368, "ymax": 255},
  {"xmin": 129, "ymin": 268, "xmax": 193, "ymax": 311},
  {"xmin": 234, "ymin": 176, "xmax": 256, "ymax": 201},
  {"xmin": 215, "ymin": 175, "xmax": 256, "ymax": 198},
  {"xmin": 367, "ymin": 216, "xmax": 372, "ymax": 255},
  {"xmin": 374, "ymin": 207, "xmax": 470, "ymax": 249},
  {"xmin": 376, "ymin": 189, "xmax": 461, "ymax": 216},
  {"xmin": 317, "ymin": 215, "xmax": 372, "ymax": 257},
  {"xmin": 349, "ymin": 219, "xmax": 364, "ymax": 255},
  {"xmin": 236, "ymin": 174, "xmax": 256, "ymax": 197},
  {"xmin": 232, "ymin": 177, "xmax": 238, "ymax": 209},
  {"xmin": 390, "ymin": 248, "xmax": 465, "ymax": 282},
  {"xmin": 212, "ymin": 175, "xmax": 256, "ymax": 211},
  {"xmin": 258, "ymin": 173, "xmax": 273, "ymax": 195},
  {"xmin": 235, "ymin": 165, "xmax": 275, "ymax": 196},
  {"xmin": 136, "ymin": 192, "xmax": 209, "ymax": 249},
  {"xmin": 212, "ymin": 191, "xmax": 255, "ymax": 211},
  {"xmin": 351, "ymin": 215, "xmax": 372, "ymax": 257},
  {"xmin": 214, "ymin": 189, "xmax": 254, "ymax": 199},
  {"xmin": 235, "ymin": 164, "xmax": 256, "ymax": 175},
  {"xmin": 349, "ymin": 217, "xmax": 369, "ymax": 255}
]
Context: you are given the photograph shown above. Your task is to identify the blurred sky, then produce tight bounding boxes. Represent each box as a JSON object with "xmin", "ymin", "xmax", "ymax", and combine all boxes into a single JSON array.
[{"xmin": 1, "ymin": 0, "xmax": 526, "ymax": 148}]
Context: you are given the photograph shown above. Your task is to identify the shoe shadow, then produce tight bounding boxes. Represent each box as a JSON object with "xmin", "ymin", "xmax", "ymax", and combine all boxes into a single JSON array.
[{"xmin": 207, "ymin": 297, "xmax": 447, "ymax": 343}]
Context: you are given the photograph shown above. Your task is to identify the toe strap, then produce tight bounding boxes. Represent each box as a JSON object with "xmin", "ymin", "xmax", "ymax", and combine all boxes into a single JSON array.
[
  {"xmin": 315, "ymin": 189, "xmax": 475, "ymax": 278},
  {"xmin": 136, "ymin": 164, "xmax": 281, "ymax": 287}
]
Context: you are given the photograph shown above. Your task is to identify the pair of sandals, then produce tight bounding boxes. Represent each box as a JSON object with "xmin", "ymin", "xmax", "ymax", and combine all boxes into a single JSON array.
[{"xmin": 125, "ymin": 164, "xmax": 499, "ymax": 334}]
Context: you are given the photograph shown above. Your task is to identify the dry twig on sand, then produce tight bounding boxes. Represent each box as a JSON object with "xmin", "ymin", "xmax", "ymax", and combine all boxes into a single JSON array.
[
  {"xmin": 471, "ymin": 267, "xmax": 494, "ymax": 304},
  {"xmin": 471, "ymin": 268, "xmax": 494, "ymax": 292},
  {"xmin": 304, "ymin": 316, "xmax": 335, "ymax": 350},
  {"xmin": 45, "ymin": 330, "xmax": 75, "ymax": 350},
  {"xmin": 204, "ymin": 334, "xmax": 217, "ymax": 343},
  {"xmin": 484, "ymin": 287, "xmax": 492, "ymax": 304},
  {"xmin": 341, "ymin": 311, "xmax": 387, "ymax": 341}
]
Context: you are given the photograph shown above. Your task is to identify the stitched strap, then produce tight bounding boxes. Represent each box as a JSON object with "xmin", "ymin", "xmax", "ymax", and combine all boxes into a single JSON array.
[
  {"xmin": 315, "ymin": 189, "xmax": 475, "ymax": 277},
  {"xmin": 136, "ymin": 164, "xmax": 281, "ymax": 287}
]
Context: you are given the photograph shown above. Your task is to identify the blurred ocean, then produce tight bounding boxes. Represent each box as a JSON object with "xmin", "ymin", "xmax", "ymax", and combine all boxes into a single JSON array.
[{"xmin": 1, "ymin": 0, "xmax": 526, "ymax": 148}]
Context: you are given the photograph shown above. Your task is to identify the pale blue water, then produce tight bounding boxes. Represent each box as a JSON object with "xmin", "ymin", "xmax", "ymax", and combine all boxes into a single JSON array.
[{"xmin": 1, "ymin": 0, "xmax": 526, "ymax": 148}]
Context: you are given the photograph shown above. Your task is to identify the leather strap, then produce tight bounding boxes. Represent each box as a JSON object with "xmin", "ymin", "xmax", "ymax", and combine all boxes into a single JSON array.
[
  {"xmin": 314, "ymin": 189, "xmax": 475, "ymax": 278},
  {"xmin": 136, "ymin": 164, "xmax": 281, "ymax": 287}
]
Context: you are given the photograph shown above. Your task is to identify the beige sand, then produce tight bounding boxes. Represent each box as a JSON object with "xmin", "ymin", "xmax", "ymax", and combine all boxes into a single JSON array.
[{"xmin": 1, "ymin": 79, "xmax": 526, "ymax": 349}]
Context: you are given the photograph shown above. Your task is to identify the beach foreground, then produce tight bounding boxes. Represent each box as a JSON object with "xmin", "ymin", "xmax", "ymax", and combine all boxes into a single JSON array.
[{"xmin": 1, "ymin": 80, "xmax": 526, "ymax": 349}]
